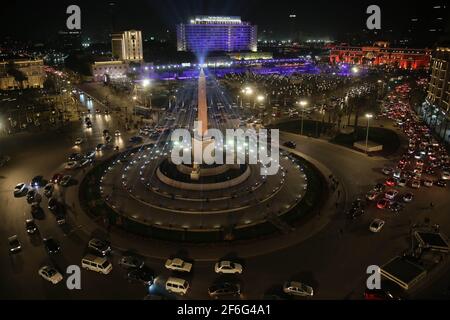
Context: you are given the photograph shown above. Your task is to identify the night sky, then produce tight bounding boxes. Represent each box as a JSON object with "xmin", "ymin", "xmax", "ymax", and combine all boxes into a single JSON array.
[{"xmin": 0, "ymin": 0, "xmax": 448, "ymax": 43}]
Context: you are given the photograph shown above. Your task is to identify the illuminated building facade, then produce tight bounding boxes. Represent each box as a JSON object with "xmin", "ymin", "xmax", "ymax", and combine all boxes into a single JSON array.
[
  {"xmin": 329, "ymin": 44, "xmax": 431, "ymax": 70},
  {"xmin": 111, "ymin": 30, "xmax": 144, "ymax": 62},
  {"xmin": 0, "ymin": 59, "xmax": 45, "ymax": 90},
  {"xmin": 420, "ymin": 47, "xmax": 450, "ymax": 143},
  {"xmin": 177, "ymin": 16, "xmax": 257, "ymax": 53},
  {"xmin": 91, "ymin": 60, "xmax": 129, "ymax": 82}
]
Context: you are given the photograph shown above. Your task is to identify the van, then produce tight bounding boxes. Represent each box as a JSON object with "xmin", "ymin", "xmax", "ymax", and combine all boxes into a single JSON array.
[
  {"xmin": 165, "ymin": 277, "xmax": 189, "ymax": 295},
  {"xmin": 81, "ymin": 254, "xmax": 113, "ymax": 274}
]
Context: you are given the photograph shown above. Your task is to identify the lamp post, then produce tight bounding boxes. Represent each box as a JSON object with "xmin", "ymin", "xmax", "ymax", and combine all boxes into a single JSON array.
[
  {"xmin": 255, "ymin": 94, "xmax": 265, "ymax": 108},
  {"xmin": 298, "ymin": 100, "xmax": 308, "ymax": 136},
  {"xmin": 365, "ymin": 113, "xmax": 373, "ymax": 154}
]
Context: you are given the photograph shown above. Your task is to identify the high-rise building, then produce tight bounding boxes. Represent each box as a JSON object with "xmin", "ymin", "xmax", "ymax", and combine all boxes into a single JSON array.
[
  {"xmin": 177, "ymin": 16, "xmax": 257, "ymax": 54},
  {"xmin": 111, "ymin": 30, "xmax": 144, "ymax": 62},
  {"xmin": 421, "ymin": 47, "xmax": 450, "ymax": 142}
]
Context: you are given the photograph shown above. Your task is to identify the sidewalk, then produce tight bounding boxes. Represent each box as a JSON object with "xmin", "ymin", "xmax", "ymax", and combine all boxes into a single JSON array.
[{"xmin": 63, "ymin": 148, "xmax": 343, "ymax": 262}]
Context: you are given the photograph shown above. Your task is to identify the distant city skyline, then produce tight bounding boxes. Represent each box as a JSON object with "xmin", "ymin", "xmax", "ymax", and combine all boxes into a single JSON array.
[{"xmin": 0, "ymin": 0, "xmax": 449, "ymax": 46}]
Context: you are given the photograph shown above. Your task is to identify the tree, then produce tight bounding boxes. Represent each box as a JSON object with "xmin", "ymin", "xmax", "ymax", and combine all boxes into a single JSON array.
[{"xmin": 7, "ymin": 61, "xmax": 28, "ymax": 89}]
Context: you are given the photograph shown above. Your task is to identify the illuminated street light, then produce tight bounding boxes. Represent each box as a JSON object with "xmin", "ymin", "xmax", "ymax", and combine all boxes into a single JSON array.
[
  {"xmin": 297, "ymin": 100, "xmax": 308, "ymax": 135},
  {"xmin": 365, "ymin": 113, "xmax": 374, "ymax": 154},
  {"xmin": 351, "ymin": 66, "xmax": 360, "ymax": 74},
  {"xmin": 142, "ymin": 79, "xmax": 151, "ymax": 87},
  {"xmin": 257, "ymin": 95, "xmax": 265, "ymax": 102}
]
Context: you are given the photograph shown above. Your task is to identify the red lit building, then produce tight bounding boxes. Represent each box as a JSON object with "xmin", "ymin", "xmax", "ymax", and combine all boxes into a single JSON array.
[{"xmin": 329, "ymin": 43, "xmax": 431, "ymax": 70}]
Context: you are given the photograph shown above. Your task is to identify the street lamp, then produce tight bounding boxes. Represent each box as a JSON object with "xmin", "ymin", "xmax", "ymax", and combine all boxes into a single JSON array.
[
  {"xmin": 298, "ymin": 100, "xmax": 308, "ymax": 136},
  {"xmin": 142, "ymin": 79, "xmax": 151, "ymax": 87},
  {"xmin": 365, "ymin": 113, "xmax": 373, "ymax": 154}
]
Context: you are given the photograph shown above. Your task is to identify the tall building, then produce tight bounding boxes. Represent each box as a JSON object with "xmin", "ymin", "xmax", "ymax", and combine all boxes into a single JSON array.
[
  {"xmin": 421, "ymin": 47, "xmax": 450, "ymax": 142},
  {"xmin": 111, "ymin": 30, "xmax": 144, "ymax": 62},
  {"xmin": 329, "ymin": 43, "xmax": 431, "ymax": 70},
  {"xmin": 177, "ymin": 16, "xmax": 257, "ymax": 54}
]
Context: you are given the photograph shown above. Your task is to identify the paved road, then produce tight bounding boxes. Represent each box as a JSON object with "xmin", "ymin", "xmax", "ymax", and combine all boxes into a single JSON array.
[{"xmin": 1, "ymin": 82, "xmax": 450, "ymax": 300}]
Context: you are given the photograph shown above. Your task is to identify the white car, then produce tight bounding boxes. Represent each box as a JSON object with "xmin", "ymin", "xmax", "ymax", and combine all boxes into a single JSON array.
[
  {"xmin": 214, "ymin": 261, "xmax": 243, "ymax": 274},
  {"xmin": 382, "ymin": 167, "xmax": 393, "ymax": 175},
  {"xmin": 411, "ymin": 179, "xmax": 421, "ymax": 189},
  {"xmin": 423, "ymin": 180, "xmax": 433, "ymax": 187},
  {"xmin": 369, "ymin": 219, "xmax": 385, "ymax": 233},
  {"xmin": 165, "ymin": 258, "xmax": 192, "ymax": 273},
  {"xmin": 441, "ymin": 171, "xmax": 450, "ymax": 180},
  {"xmin": 384, "ymin": 190, "xmax": 399, "ymax": 200},
  {"xmin": 397, "ymin": 178, "xmax": 407, "ymax": 187},
  {"xmin": 283, "ymin": 281, "xmax": 314, "ymax": 297},
  {"xmin": 115, "ymin": 130, "xmax": 121, "ymax": 137},
  {"xmin": 64, "ymin": 161, "xmax": 78, "ymax": 170},
  {"xmin": 74, "ymin": 138, "xmax": 84, "ymax": 145},
  {"xmin": 38, "ymin": 266, "xmax": 63, "ymax": 284},
  {"xmin": 13, "ymin": 183, "xmax": 28, "ymax": 197}
]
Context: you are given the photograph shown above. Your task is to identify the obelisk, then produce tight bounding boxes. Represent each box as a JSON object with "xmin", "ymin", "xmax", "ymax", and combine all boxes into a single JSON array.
[
  {"xmin": 197, "ymin": 68, "xmax": 208, "ymax": 136},
  {"xmin": 191, "ymin": 68, "xmax": 209, "ymax": 180}
]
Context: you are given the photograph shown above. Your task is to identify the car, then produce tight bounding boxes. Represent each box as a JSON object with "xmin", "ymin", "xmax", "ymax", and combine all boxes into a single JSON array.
[
  {"xmin": 382, "ymin": 167, "xmax": 393, "ymax": 175},
  {"xmin": 115, "ymin": 130, "xmax": 121, "ymax": 137},
  {"xmin": 50, "ymin": 173, "xmax": 64, "ymax": 184},
  {"xmin": 369, "ymin": 219, "xmax": 385, "ymax": 233},
  {"xmin": 105, "ymin": 135, "xmax": 112, "ymax": 144},
  {"xmin": 129, "ymin": 136, "xmax": 143, "ymax": 144},
  {"xmin": 68, "ymin": 153, "xmax": 83, "ymax": 161},
  {"xmin": 31, "ymin": 203, "xmax": 44, "ymax": 217},
  {"xmin": 119, "ymin": 255, "xmax": 145, "ymax": 269},
  {"xmin": 103, "ymin": 129, "xmax": 110, "ymax": 137},
  {"xmin": 208, "ymin": 282, "xmax": 241, "ymax": 298},
  {"xmin": 74, "ymin": 138, "xmax": 84, "ymax": 145},
  {"xmin": 48, "ymin": 197, "xmax": 59, "ymax": 211},
  {"xmin": 366, "ymin": 191, "xmax": 379, "ymax": 201},
  {"xmin": 27, "ymin": 189, "xmax": 41, "ymax": 204},
  {"xmin": 8, "ymin": 235, "xmax": 22, "ymax": 253},
  {"xmin": 55, "ymin": 213, "xmax": 66, "ymax": 225},
  {"xmin": 38, "ymin": 266, "xmax": 63, "ymax": 284},
  {"xmin": 43, "ymin": 183, "xmax": 54, "ymax": 198},
  {"xmin": 385, "ymin": 178, "xmax": 396, "ymax": 187},
  {"xmin": 436, "ymin": 179, "xmax": 447, "ymax": 187},
  {"xmin": 372, "ymin": 183, "xmax": 385, "ymax": 193},
  {"xmin": 283, "ymin": 141, "xmax": 297, "ymax": 149},
  {"xmin": 214, "ymin": 261, "xmax": 243, "ymax": 274},
  {"xmin": 423, "ymin": 179, "xmax": 433, "ymax": 187},
  {"xmin": 25, "ymin": 219, "xmax": 38, "ymax": 234},
  {"xmin": 411, "ymin": 179, "xmax": 421, "ymax": 189},
  {"xmin": 60, "ymin": 175, "xmax": 71, "ymax": 187},
  {"xmin": 88, "ymin": 238, "xmax": 111, "ymax": 256},
  {"xmin": 384, "ymin": 190, "xmax": 399, "ymax": 200},
  {"xmin": 397, "ymin": 178, "xmax": 407, "ymax": 187},
  {"xmin": 13, "ymin": 183, "xmax": 28, "ymax": 197},
  {"xmin": 377, "ymin": 199, "xmax": 390, "ymax": 210},
  {"xmin": 389, "ymin": 202, "xmax": 404, "ymax": 213},
  {"xmin": 64, "ymin": 161, "xmax": 79, "ymax": 170},
  {"xmin": 30, "ymin": 175, "xmax": 45, "ymax": 188},
  {"xmin": 127, "ymin": 266, "xmax": 154, "ymax": 285},
  {"xmin": 441, "ymin": 171, "xmax": 450, "ymax": 180},
  {"xmin": 43, "ymin": 238, "xmax": 60, "ymax": 254},
  {"xmin": 347, "ymin": 207, "xmax": 365, "ymax": 219},
  {"xmin": 403, "ymin": 193, "xmax": 414, "ymax": 203},
  {"xmin": 165, "ymin": 277, "xmax": 189, "ymax": 295},
  {"xmin": 96, "ymin": 143, "xmax": 105, "ymax": 151},
  {"xmin": 165, "ymin": 258, "xmax": 192, "ymax": 273},
  {"xmin": 283, "ymin": 281, "xmax": 314, "ymax": 297}
]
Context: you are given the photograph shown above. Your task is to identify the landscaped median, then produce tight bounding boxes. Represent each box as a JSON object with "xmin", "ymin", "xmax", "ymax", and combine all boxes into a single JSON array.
[{"xmin": 78, "ymin": 147, "xmax": 327, "ymax": 243}]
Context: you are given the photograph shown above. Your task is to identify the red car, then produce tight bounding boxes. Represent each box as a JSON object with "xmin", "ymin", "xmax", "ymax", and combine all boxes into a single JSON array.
[
  {"xmin": 385, "ymin": 178, "xmax": 396, "ymax": 187},
  {"xmin": 51, "ymin": 173, "xmax": 64, "ymax": 184},
  {"xmin": 377, "ymin": 199, "xmax": 390, "ymax": 209}
]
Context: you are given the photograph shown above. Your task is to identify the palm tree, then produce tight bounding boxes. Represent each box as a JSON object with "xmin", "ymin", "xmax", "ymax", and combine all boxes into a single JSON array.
[{"xmin": 7, "ymin": 61, "xmax": 28, "ymax": 89}]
